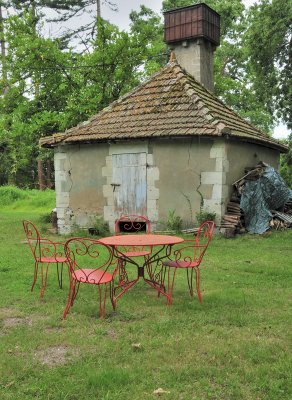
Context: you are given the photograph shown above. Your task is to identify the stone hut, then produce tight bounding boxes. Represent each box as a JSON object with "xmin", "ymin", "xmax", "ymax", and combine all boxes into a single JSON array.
[{"xmin": 40, "ymin": 3, "xmax": 287, "ymax": 234}]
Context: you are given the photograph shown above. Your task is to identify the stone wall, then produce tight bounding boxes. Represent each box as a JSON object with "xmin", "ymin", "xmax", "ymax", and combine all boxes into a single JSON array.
[
  {"xmin": 153, "ymin": 138, "xmax": 217, "ymax": 226},
  {"xmin": 54, "ymin": 146, "xmax": 72, "ymax": 234},
  {"xmin": 53, "ymin": 138, "xmax": 281, "ymax": 234},
  {"xmin": 169, "ymin": 39, "xmax": 215, "ymax": 92},
  {"xmin": 54, "ymin": 143, "xmax": 108, "ymax": 234}
]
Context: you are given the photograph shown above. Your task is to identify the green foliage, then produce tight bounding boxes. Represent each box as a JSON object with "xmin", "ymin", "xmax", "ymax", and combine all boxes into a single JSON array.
[
  {"xmin": 0, "ymin": 9, "xmax": 169, "ymax": 187},
  {"xmin": 63, "ymin": 18, "xmax": 146, "ymax": 127},
  {"xmin": 246, "ymin": 0, "xmax": 292, "ymax": 129},
  {"xmin": 0, "ymin": 11, "xmax": 72, "ymax": 186},
  {"xmin": 196, "ymin": 209, "xmax": 216, "ymax": 225},
  {"xmin": 164, "ymin": 209, "xmax": 183, "ymax": 231},
  {"xmin": 38, "ymin": 212, "xmax": 53, "ymax": 224},
  {"xmin": 93, "ymin": 215, "xmax": 110, "ymax": 237},
  {"xmin": 129, "ymin": 5, "xmax": 166, "ymax": 76},
  {"xmin": 0, "ymin": 185, "xmax": 55, "ymax": 210},
  {"xmin": 280, "ymin": 134, "xmax": 292, "ymax": 188},
  {"xmin": 0, "ymin": 185, "xmax": 27, "ymax": 205}
]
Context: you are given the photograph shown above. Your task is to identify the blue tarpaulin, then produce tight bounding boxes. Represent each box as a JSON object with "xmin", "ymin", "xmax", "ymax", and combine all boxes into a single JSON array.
[{"xmin": 240, "ymin": 166, "xmax": 292, "ymax": 234}]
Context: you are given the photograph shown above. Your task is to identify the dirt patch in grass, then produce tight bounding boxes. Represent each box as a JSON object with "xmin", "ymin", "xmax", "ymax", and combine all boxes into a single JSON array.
[
  {"xmin": 0, "ymin": 307, "xmax": 16, "ymax": 317},
  {"xmin": 34, "ymin": 345, "xmax": 75, "ymax": 367},
  {"xmin": 3, "ymin": 316, "xmax": 33, "ymax": 328},
  {"xmin": 45, "ymin": 325, "xmax": 66, "ymax": 333},
  {"xmin": 106, "ymin": 328, "xmax": 117, "ymax": 340}
]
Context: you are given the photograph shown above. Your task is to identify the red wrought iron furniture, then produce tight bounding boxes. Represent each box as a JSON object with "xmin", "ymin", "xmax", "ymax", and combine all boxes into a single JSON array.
[
  {"xmin": 114, "ymin": 214, "xmax": 151, "ymax": 255},
  {"xmin": 115, "ymin": 214, "xmax": 150, "ymax": 235},
  {"xmin": 99, "ymin": 234, "xmax": 184, "ymax": 302},
  {"xmin": 63, "ymin": 237, "xmax": 118, "ymax": 319},
  {"xmin": 162, "ymin": 221, "xmax": 215, "ymax": 304},
  {"xmin": 114, "ymin": 214, "xmax": 152, "ymax": 283},
  {"xmin": 23, "ymin": 220, "xmax": 68, "ymax": 298}
]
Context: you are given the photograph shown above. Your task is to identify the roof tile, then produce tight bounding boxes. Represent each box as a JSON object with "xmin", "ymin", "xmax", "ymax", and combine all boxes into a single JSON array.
[{"xmin": 40, "ymin": 61, "xmax": 287, "ymax": 152}]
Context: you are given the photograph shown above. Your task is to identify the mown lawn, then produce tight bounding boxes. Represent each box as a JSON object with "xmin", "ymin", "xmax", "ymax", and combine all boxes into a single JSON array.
[{"xmin": 0, "ymin": 208, "xmax": 291, "ymax": 400}]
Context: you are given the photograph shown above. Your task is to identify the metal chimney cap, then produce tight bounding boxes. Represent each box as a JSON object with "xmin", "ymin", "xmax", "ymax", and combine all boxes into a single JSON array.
[
  {"xmin": 164, "ymin": 2, "xmax": 220, "ymax": 47},
  {"xmin": 163, "ymin": 2, "xmax": 220, "ymax": 18}
]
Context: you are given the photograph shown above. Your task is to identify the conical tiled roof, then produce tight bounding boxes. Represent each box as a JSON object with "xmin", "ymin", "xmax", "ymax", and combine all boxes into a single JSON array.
[{"xmin": 40, "ymin": 60, "xmax": 287, "ymax": 152}]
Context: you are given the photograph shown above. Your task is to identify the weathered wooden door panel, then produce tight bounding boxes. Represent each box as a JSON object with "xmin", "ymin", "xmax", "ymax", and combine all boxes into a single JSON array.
[{"xmin": 112, "ymin": 153, "xmax": 147, "ymax": 216}]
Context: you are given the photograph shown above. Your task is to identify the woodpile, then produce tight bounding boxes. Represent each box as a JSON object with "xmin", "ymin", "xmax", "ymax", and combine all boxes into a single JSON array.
[
  {"xmin": 269, "ymin": 218, "xmax": 287, "ymax": 230},
  {"xmin": 154, "ymin": 228, "xmax": 199, "ymax": 235},
  {"xmin": 220, "ymin": 193, "xmax": 245, "ymax": 237},
  {"xmin": 220, "ymin": 161, "xmax": 292, "ymax": 237},
  {"xmin": 284, "ymin": 200, "xmax": 292, "ymax": 215},
  {"xmin": 269, "ymin": 210, "xmax": 292, "ymax": 230}
]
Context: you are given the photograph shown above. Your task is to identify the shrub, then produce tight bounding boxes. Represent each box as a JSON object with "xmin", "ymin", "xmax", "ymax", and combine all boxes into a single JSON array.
[
  {"xmin": 39, "ymin": 212, "xmax": 52, "ymax": 224},
  {"xmin": 196, "ymin": 209, "xmax": 216, "ymax": 225},
  {"xmin": 0, "ymin": 186, "xmax": 55, "ymax": 210},
  {"xmin": 165, "ymin": 209, "xmax": 183, "ymax": 232},
  {"xmin": 93, "ymin": 216, "xmax": 110, "ymax": 237},
  {"xmin": 0, "ymin": 185, "xmax": 27, "ymax": 205}
]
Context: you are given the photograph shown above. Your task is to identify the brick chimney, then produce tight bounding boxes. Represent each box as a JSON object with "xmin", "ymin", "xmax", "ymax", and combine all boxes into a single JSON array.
[{"xmin": 164, "ymin": 3, "xmax": 220, "ymax": 92}]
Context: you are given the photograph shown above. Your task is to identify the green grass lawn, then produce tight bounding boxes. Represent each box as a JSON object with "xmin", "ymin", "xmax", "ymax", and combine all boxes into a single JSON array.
[{"xmin": 0, "ymin": 207, "xmax": 291, "ymax": 400}]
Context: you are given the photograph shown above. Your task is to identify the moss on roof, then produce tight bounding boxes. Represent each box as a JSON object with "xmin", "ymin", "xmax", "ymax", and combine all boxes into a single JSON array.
[{"xmin": 40, "ymin": 60, "xmax": 287, "ymax": 153}]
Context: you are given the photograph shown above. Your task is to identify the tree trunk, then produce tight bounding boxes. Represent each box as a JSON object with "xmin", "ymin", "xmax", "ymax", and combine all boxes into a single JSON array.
[
  {"xmin": 7, "ymin": 173, "xmax": 16, "ymax": 186},
  {"xmin": 31, "ymin": 1, "xmax": 38, "ymax": 31},
  {"xmin": 38, "ymin": 159, "xmax": 46, "ymax": 191},
  {"xmin": 96, "ymin": 0, "xmax": 101, "ymax": 19},
  {"xmin": 46, "ymin": 158, "xmax": 53, "ymax": 189},
  {"xmin": 0, "ymin": 4, "xmax": 8, "ymax": 94}
]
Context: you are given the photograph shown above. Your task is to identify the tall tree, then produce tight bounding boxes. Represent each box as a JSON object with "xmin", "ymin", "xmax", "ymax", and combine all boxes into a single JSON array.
[
  {"xmin": 0, "ymin": 10, "xmax": 75, "ymax": 186},
  {"xmin": 0, "ymin": 1, "xmax": 11, "ymax": 94},
  {"xmin": 246, "ymin": 0, "xmax": 292, "ymax": 129},
  {"xmin": 10, "ymin": 0, "xmax": 118, "ymax": 43},
  {"xmin": 63, "ymin": 18, "xmax": 147, "ymax": 127},
  {"xmin": 280, "ymin": 134, "xmax": 292, "ymax": 188},
  {"xmin": 129, "ymin": 5, "xmax": 165, "ymax": 76},
  {"xmin": 0, "ymin": 12, "xmax": 148, "ymax": 187},
  {"xmin": 0, "ymin": 3, "xmax": 6, "ymax": 92}
]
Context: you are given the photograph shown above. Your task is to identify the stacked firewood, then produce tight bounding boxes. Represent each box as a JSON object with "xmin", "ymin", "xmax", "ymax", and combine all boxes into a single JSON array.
[
  {"xmin": 269, "ymin": 217, "xmax": 288, "ymax": 230},
  {"xmin": 284, "ymin": 200, "xmax": 292, "ymax": 215},
  {"xmin": 220, "ymin": 163, "xmax": 268, "ymax": 236},
  {"xmin": 269, "ymin": 201, "xmax": 292, "ymax": 230},
  {"xmin": 220, "ymin": 193, "xmax": 245, "ymax": 236}
]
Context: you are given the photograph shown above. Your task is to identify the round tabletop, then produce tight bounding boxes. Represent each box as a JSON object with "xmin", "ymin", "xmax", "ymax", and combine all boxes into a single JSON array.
[{"xmin": 99, "ymin": 234, "xmax": 184, "ymax": 247}]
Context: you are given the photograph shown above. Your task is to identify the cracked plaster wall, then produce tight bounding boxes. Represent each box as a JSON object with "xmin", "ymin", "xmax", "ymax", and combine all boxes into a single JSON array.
[
  {"xmin": 54, "ymin": 143, "xmax": 108, "ymax": 234},
  {"xmin": 54, "ymin": 138, "xmax": 280, "ymax": 234},
  {"xmin": 153, "ymin": 138, "xmax": 218, "ymax": 227}
]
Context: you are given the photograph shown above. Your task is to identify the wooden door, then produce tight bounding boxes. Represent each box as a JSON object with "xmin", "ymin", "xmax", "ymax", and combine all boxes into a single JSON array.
[{"xmin": 112, "ymin": 153, "xmax": 147, "ymax": 217}]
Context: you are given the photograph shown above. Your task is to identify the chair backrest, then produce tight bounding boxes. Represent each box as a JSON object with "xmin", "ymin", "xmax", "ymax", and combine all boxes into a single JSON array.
[
  {"xmin": 194, "ymin": 221, "xmax": 215, "ymax": 264},
  {"xmin": 23, "ymin": 220, "xmax": 41, "ymax": 261},
  {"xmin": 65, "ymin": 237, "xmax": 117, "ymax": 283},
  {"xmin": 171, "ymin": 221, "xmax": 214, "ymax": 266},
  {"xmin": 114, "ymin": 214, "xmax": 151, "ymax": 235}
]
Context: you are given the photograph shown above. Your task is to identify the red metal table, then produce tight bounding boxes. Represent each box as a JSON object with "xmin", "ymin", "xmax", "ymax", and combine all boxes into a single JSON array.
[{"xmin": 99, "ymin": 234, "xmax": 184, "ymax": 303}]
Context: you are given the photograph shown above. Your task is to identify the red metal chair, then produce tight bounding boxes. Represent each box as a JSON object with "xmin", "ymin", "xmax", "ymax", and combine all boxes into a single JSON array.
[
  {"xmin": 114, "ymin": 214, "xmax": 152, "ymax": 284},
  {"xmin": 23, "ymin": 220, "xmax": 68, "ymax": 298},
  {"xmin": 162, "ymin": 221, "xmax": 215, "ymax": 304},
  {"xmin": 63, "ymin": 237, "xmax": 118, "ymax": 319},
  {"xmin": 114, "ymin": 214, "xmax": 150, "ymax": 234}
]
